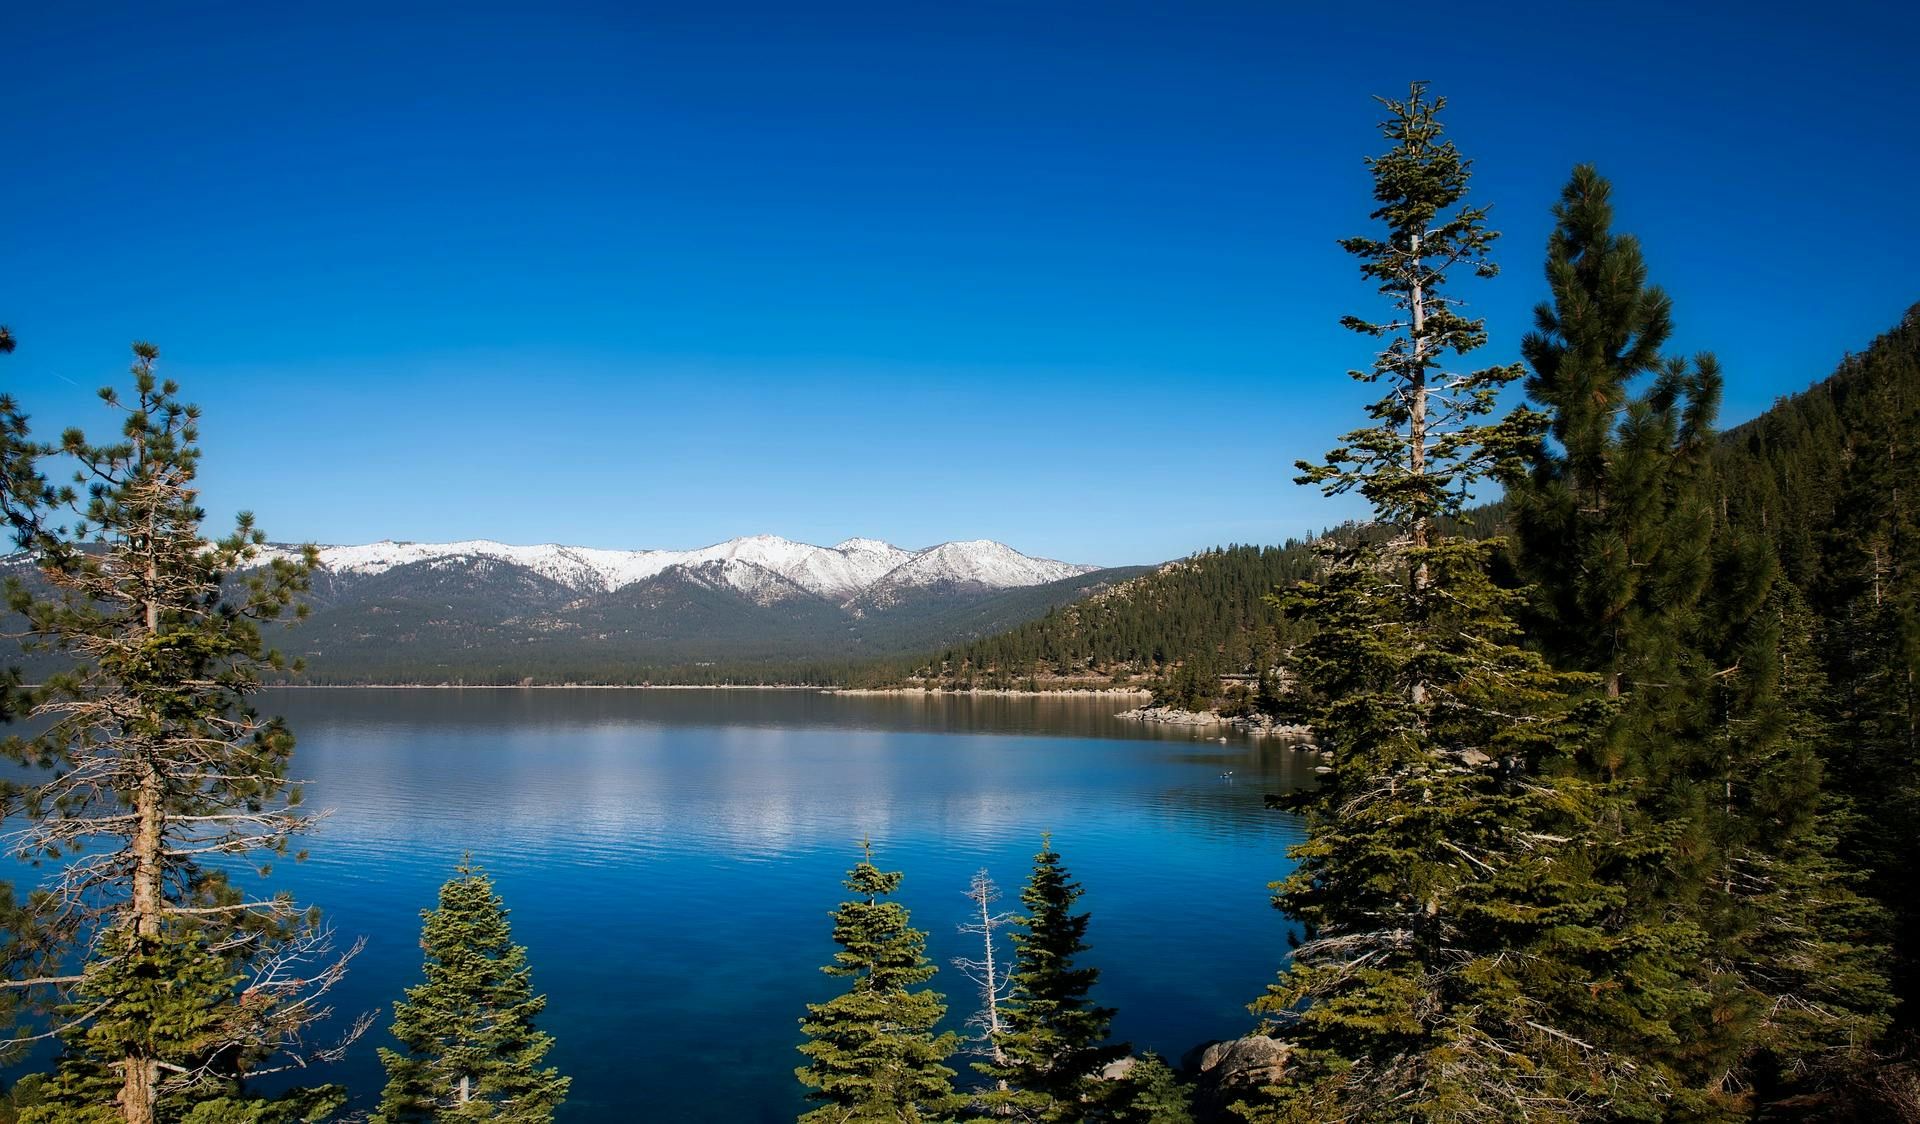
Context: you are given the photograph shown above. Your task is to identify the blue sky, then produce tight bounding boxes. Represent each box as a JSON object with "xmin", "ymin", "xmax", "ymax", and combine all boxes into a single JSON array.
[{"xmin": 3, "ymin": 1, "xmax": 1914, "ymax": 567}]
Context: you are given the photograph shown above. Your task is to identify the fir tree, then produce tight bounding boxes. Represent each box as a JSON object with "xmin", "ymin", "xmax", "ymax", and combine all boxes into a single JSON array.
[
  {"xmin": 796, "ymin": 842, "xmax": 958, "ymax": 1123},
  {"xmin": 375, "ymin": 859, "xmax": 568, "ymax": 1123},
  {"xmin": 0, "ymin": 345, "xmax": 359, "ymax": 1124},
  {"xmin": 1240, "ymin": 86, "xmax": 1660, "ymax": 1123},
  {"xmin": 976, "ymin": 838, "xmax": 1126, "ymax": 1122}
]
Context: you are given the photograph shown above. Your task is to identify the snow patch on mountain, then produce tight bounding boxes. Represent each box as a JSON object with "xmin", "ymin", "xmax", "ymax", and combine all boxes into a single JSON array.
[
  {"xmin": 276, "ymin": 535, "xmax": 1095, "ymax": 604},
  {"xmin": 674, "ymin": 558, "xmax": 817, "ymax": 608}
]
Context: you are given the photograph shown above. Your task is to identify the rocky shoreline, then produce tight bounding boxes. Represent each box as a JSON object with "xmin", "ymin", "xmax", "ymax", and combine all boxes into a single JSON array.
[
  {"xmin": 828, "ymin": 686, "xmax": 1154, "ymax": 698},
  {"xmin": 1115, "ymin": 704, "xmax": 1314, "ymax": 739}
]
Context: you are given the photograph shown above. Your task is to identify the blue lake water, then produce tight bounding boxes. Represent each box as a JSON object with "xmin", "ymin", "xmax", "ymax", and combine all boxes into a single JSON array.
[{"xmin": 17, "ymin": 689, "xmax": 1315, "ymax": 1121}]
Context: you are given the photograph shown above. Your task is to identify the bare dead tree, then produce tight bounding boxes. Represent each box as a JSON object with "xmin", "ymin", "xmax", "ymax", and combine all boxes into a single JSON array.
[{"xmin": 954, "ymin": 869, "xmax": 1016, "ymax": 1078}]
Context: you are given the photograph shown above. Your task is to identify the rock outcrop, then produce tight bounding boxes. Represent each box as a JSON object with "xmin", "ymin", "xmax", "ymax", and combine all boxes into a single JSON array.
[
  {"xmin": 1182, "ymin": 1035, "xmax": 1291, "ymax": 1115},
  {"xmin": 1116, "ymin": 706, "xmax": 1312, "ymax": 739}
]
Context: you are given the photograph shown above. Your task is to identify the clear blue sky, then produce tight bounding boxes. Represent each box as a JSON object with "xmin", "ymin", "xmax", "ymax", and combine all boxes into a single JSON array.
[{"xmin": 4, "ymin": 2, "xmax": 1914, "ymax": 567}]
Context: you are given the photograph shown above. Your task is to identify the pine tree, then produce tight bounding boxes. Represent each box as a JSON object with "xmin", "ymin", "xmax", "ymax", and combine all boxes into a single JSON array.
[
  {"xmin": 1239, "ymin": 86, "xmax": 1663, "ymax": 1123},
  {"xmin": 1108, "ymin": 1056, "xmax": 1192, "ymax": 1124},
  {"xmin": 0, "ymin": 345, "xmax": 359, "ymax": 1124},
  {"xmin": 796, "ymin": 842, "xmax": 958, "ymax": 1123},
  {"xmin": 1510, "ymin": 164, "xmax": 1720, "ymax": 754},
  {"xmin": 976, "ymin": 838, "xmax": 1126, "ymax": 1122},
  {"xmin": 20, "ymin": 925, "xmax": 345, "ymax": 1124},
  {"xmin": 1507, "ymin": 167, "xmax": 1891, "ymax": 1114},
  {"xmin": 0, "ymin": 324, "xmax": 50, "ymax": 725},
  {"xmin": 375, "ymin": 859, "xmax": 568, "ymax": 1123}
]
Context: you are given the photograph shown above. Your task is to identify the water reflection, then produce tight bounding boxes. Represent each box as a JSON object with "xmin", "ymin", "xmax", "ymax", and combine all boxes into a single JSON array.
[{"xmin": 52, "ymin": 690, "xmax": 1319, "ymax": 1122}]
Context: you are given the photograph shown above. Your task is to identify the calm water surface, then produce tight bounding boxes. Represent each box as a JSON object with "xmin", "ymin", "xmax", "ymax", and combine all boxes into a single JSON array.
[{"xmin": 50, "ymin": 690, "xmax": 1318, "ymax": 1121}]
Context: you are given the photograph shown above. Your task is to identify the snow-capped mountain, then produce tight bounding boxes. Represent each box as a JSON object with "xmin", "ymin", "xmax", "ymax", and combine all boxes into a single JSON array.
[
  {"xmin": 855, "ymin": 540, "xmax": 1094, "ymax": 609},
  {"xmin": 0, "ymin": 535, "xmax": 1144, "ymax": 681},
  {"xmin": 278, "ymin": 535, "xmax": 1093, "ymax": 607}
]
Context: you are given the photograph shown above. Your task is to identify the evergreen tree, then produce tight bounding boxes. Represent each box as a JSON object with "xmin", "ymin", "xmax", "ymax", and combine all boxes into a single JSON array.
[
  {"xmin": 375, "ymin": 859, "xmax": 568, "ymax": 1123},
  {"xmin": 1107, "ymin": 1056, "xmax": 1192, "ymax": 1124},
  {"xmin": 976, "ymin": 838, "xmax": 1126, "ymax": 1122},
  {"xmin": 796, "ymin": 842, "xmax": 958, "ymax": 1123},
  {"xmin": 1507, "ymin": 167, "xmax": 1891, "ymax": 1114},
  {"xmin": 0, "ymin": 345, "xmax": 357, "ymax": 1124},
  {"xmin": 1240, "ymin": 86, "xmax": 1661, "ymax": 1123},
  {"xmin": 1510, "ymin": 163, "xmax": 1720, "ymax": 748},
  {"xmin": 20, "ymin": 925, "xmax": 345, "ymax": 1124},
  {"xmin": 1812, "ymin": 311, "xmax": 1920, "ymax": 1022},
  {"xmin": 1692, "ymin": 562, "xmax": 1892, "ymax": 1107}
]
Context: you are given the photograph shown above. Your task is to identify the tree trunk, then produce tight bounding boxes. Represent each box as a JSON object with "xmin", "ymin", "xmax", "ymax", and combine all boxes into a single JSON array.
[
  {"xmin": 1408, "ymin": 235, "xmax": 1430, "ymax": 709},
  {"xmin": 131, "ymin": 760, "xmax": 164, "ymax": 941},
  {"xmin": 120, "ymin": 758, "xmax": 163, "ymax": 1123},
  {"xmin": 1409, "ymin": 233, "xmax": 1429, "ymax": 579},
  {"xmin": 118, "ymin": 1055, "xmax": 159, "ymax": 1124},
  {"xmin": 122, "ymin": 462, "xmax": 166, "ymax": 1124}
]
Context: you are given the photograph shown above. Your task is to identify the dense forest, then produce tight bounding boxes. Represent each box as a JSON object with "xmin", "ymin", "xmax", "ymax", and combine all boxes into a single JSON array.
[
  {"xmin": 2, "ymin": 81, "xmax": 1918, "ymax": 1124},
  {"xmin": 888, "ymin": 542, "xmax": 1320, "ymax": 692}
]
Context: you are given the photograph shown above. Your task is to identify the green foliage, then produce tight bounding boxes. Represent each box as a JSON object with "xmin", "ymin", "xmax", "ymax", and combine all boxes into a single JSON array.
[
  {"xmin": 1241, "ymin": 87, "xmax": 1663, "ymax": 1124},
  {"xmin": 1295, "ymin": 84, "xmax": 1534, "ymax": 541},
  {"xmin": 19, "ymin": 925, "xmax": 344, "ymax": 1123},
  {"xmin": 376, "ymin": 859, "xmax": 568, "ymax": 1123},
  {"xmin": 0, "ymin": 346, "xmax": 348, "ymax": 1122},
  {"xmin": 1507, "ymin": 167, "xmax": 1894, "ymax": 1116},
  {"xmin": 907, "ymin": 545, "xmax": 1319, "ymax": 696},
  {"xmin": 1107, "ymin": 1055, "xmax": 1192, "ymax": 1124},
  {"xmin": 797, "ymin": 845, "xmax": 959, "ymax": 1123},
  {"xmin": 1510, "ymin": 164, "xmax": 1721, "ymax": 723},
  {"xmin": 1698, "ymin": 304, "xmax": 1920, "ymax": 1113},
  {"xmin": 975, "ymin": 839, "xmax": 1126, "ymax": 1121},
  {"xmin": 1245, "ymin": 535, "xmax": 1667, "ymax": 1122}
]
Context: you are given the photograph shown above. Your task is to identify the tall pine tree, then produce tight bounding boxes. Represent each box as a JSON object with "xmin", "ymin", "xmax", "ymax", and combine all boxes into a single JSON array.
[
  {"xmin": 0, "ymin": 345, "xmax": 359, "ymax": 1124},
  {"xmin": 376, "ymin": 859, "xmax": 568, "ymax": 1123},
  {"xmin": 796, "ymin": 842, "xmax": 958, "ymax": 1123},
  {"xmin": 1240, "ymin": 86, "xmax": 1662, "ymax": 1123},
  {"xmin": 975, "ymin": 838, "xmax": 1126, "ymax": 1122}
]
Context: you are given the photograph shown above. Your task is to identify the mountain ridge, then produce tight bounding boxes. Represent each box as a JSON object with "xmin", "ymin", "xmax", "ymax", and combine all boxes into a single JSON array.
[{"xmin": 263, "ymin": 534, "xmax": 1095, "ymax": 607}]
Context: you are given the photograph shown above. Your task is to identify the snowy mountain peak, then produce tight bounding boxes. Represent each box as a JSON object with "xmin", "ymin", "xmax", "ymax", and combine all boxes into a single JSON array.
[
  {"xmin": 833, "ymin": 537, "xmax": 902, "ymax": 553},
  {"xmin": 869, "ymin": 540, "xmax": 1094, "ymax": 596},
  {"xmin": 288, "ymin": 535, "xmax": 1093, "ymax": 606}
]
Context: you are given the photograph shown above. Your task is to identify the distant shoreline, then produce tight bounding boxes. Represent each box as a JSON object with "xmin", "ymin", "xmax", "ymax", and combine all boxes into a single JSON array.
[
  {"xmin": 263, "ymin": 683, "xmax": 827, "ymax": 691},
  {"xmin": 260, "ymin": 683, "xmax": 1155, "ymax": 696},
  {"xmin": 829, "ymin": 686, "xmax": 1152, "ymax": 698}
]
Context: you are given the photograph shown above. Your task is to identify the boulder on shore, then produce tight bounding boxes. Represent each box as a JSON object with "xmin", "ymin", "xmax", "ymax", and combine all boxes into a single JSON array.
[{"xmin": 1183, "ymin": 1034, "xmax": 1291, "ymax": 1093}]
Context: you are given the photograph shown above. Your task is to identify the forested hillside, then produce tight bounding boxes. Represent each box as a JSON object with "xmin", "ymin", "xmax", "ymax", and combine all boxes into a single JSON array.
[
  {"xmin": 889, "ymin": 514, "xmax": 1492, "ymax": 700},
  {"xmin": 890, "ymin": 542, "xmax": 1319, "ymax": 692},
  {"xmin": 1714, "ymin": 302, "xmax": 1920, "ymax": 1019},
  {"xmin": 901, "ymin": 310, "xmax": 1919, "ymax": 722}
]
